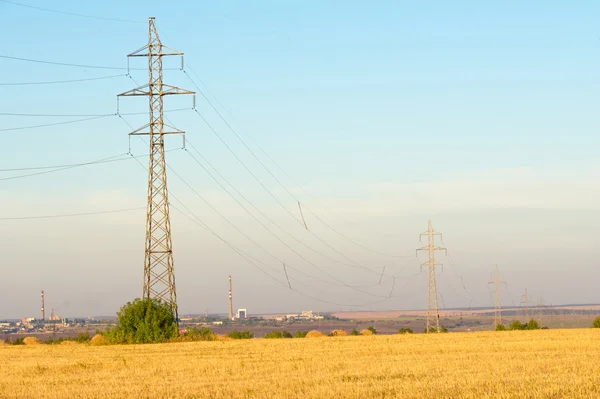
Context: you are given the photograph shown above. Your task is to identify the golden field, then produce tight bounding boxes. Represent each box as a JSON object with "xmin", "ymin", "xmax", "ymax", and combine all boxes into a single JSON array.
[{"xmin": 1, "ymin": 329, "xmax": 600, "ymax": 398}]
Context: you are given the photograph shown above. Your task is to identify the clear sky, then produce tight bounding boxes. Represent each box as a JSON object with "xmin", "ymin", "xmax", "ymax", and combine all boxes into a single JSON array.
[{"xmin": 0, "ymin": 1, "xmax": 599, "ymax": 319}]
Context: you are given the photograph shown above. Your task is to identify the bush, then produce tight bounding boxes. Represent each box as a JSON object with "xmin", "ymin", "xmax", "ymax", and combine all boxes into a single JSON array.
[
  {"xmin": 397, "ymin": 328, "xmax": 414, "ymax": 334},
  {"xmin": 329, "ymin": 329, "xmax": 348, "ymax": 337},
  {"xmin": 23, "ymin": 337, "xmax": 41, "ymax": 346},
  {"xmin": 264, "ymin": 330, "xmax": 292, "ymax": 339},
  {"xmin": 495, "ymin": 324, "xmax": 506, "ymax": 331},
  {"xmin": 74, "ymin": 332, "xmax": 91, "ymax": 343},
  {"xmin": 592, "ymin": 317, "xmax": 600, "ymax": 329},
  {"xmin": 228, "ymin": 330, "xmax": 253, "ymax": 340},
  {"xmin": 294, "ymin": 331, "xmax": 308, "ymax": 338},
  {"xmin": 90, "ymin": 334, "xmax": 107, "ymax": 346},
  {"xmin": 367, "ymin": 326, "xmax": 377, "ymax": 335},
  {"xmin": 360, "ymin": 329, "xmax": 374, "ymax": 336},
  {"xmin": 104, "ymin": 298, "xmax": 177, "ymax": 344},
  {"xmin": 424, "ymin": 326, "xmax": 448, "ymax": 333},
  {"xmin": 350, "ymin": 328, "xmax": 359, "ymax": 336},
  {"xmin": 305, "ymin": 330, "xmax": 325, "ymax": 338},
  {"xmin": 5, "ymin": 337, "xmax": 24, "ymax": 345},
  {"xmin": 509, "ymin": 320, "xmax": 525, "ymax": 331}
]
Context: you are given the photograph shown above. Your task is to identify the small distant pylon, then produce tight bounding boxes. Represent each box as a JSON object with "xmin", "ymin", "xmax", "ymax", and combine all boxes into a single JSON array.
[
  {"xmin": 537, "ymin": 297, "xmax": 544, "ymax": 320},
  {"xmin": 488, "ymin": 265, "xmax": 506, "ymax": 328},
  {"xmin": 520, "ymin": 289, "xmax": 530, "ymax": 321},
  {"xmin": 417, "ymin": 220, "xmax": 447, "ymax": 333}
]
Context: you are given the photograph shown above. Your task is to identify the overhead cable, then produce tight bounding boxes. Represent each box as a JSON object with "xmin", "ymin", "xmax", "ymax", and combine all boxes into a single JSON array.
[
  {"xmin": 0, "ymin": 114, "xmax": 114, "ymax": 132},
  {"xmin": 0, "ymin": 0, "xmax": 144, "ymax": 24},
  {"xmin": 0, "ymin": 207, "xmax": 144, "ymax": 221},
  {"xmin": 183, "ymin": 63, "xmax": 405, "ymax": 258},
  {"xmin": 0, "ymin": 108, "xmax": 191, "ymax": 118},
  {"xmin": 0, "ymin": 73, "xmax": 126, "ymax": 86}
]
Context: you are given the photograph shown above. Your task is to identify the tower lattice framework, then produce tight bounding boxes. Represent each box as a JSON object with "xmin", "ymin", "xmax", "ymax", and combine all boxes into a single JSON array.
[
  {"xmin": 488, "ymin": 265, "xmax": 506, "ymax": 328},
  {"xmin": 417, "ymin": 220, "xmax": 447, "ymax": 333},
  {"xmin": 118, "ymin": 17, "xmax": 194, "ymax": 321}
]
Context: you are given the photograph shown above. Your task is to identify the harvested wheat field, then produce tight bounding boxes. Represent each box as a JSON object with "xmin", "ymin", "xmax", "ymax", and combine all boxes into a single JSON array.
[{"xmin": 1, "ymin": 329, "xmax": 600, "ymax": 398}]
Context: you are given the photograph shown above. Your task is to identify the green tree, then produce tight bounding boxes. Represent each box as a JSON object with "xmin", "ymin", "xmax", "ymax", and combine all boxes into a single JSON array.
[
  {"xmin": 397, "ymin": 328, "xmax": 414, "ymax": 334},
  {"xmin": 495, "ymin": 324, "xmax": 506, "ymax": 331},
  {"xmin": 592, "ymin": 317, "xmax": 600, "ymax": 329},
  {"xmin": 105, "ymin": 298, "xmax": 177, "ymax": 344},
  {"xmin": 525, "ymin": 319, "xmax": 540, "ymax": 330},
  {"xmin": 294, "ymin": 331, "xmax": 308, "ymax": 338},
  {"xmin": 367, "ymin": 326, "xmax": 377, "ymax": 335},
  {"xmin": 350, "ymin": 328, "xmax": 359, "ymax": 336}
]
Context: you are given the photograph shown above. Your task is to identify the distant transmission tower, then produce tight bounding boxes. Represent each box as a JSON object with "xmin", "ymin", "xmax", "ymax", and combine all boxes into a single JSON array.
[
  {"xmin": 488, "ymin": 265, "xmax": 506, "ymax": 328},
  {"xmin": 417, "ymin": 220, "xmax": 447, "ymax": 333},
  {"xmin": 118, "ymin": 17, "xmax": 194, "ymax": 323},
  {"xmin": 520, "ymin": 289, "xmax": 530, "ymax": 320}
]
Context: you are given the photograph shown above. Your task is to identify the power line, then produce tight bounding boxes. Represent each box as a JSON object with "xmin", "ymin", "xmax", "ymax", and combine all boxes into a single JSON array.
[
  {"xmin": 0, "ymin": 149, "xmax": 181, "ymax": 180},
  {"xmin": 183, "ymin": 68, "xmax": 405, "ymax": 260},
  {"xmin": 0, "ymin": 73, "xmax": 126, "ymax": 86},
  {"xmin": 185, "ymin": 139, "xmax": 382, "ymax": 273},
  {"xmin": 0, "ymin": 153, "xmax": 129, "ymax": 181},
  {"xmin": 167, "ymin": 159, "xmax": 386, "ymax": 298},
  {"xmin": 191, "ymin": 108, "xmax": 382, "ymax": 274},
  {"xmin": 0, "ymin": 207, "xmax": 144, "ymax": 221},
  {"xmin": 0, "ymin": 114, "xmax": 114, "ymax": 132},
  {"xmin": 0, "ymin": 54, "xmax": 137, "ymax": 70},
  {"xmin": 0, "ymin": 108, "xmax": 191, "ymax": 118},
  {"xmin": 0, "ymin": 0, "xmax": 144, "ymax": 24}
]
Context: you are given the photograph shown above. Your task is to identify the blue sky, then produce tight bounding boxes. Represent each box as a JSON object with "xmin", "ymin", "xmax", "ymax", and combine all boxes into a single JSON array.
[{"xmin": 0, "ymin": 1, "xmax": 599, "ymax": 319}]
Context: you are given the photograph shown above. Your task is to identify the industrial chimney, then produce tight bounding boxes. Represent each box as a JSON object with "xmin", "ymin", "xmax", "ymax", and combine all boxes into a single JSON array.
[
  {"xmin": 40, "ymin": 290, "xmax": 45, "ymax": 320},
  {"xmin": 228, "ymin": 275, "xmax": 233, "ymax": 320}
]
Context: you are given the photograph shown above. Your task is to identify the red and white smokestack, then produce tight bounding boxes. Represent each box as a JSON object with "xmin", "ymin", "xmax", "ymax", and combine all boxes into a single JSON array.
[
  {"xmin": 40, "ymin": 290, "xmax": 45, "ymax": 320},
  {"xmin": 228, "ymin": 275, "xmax": 233, "ymax": 320}
]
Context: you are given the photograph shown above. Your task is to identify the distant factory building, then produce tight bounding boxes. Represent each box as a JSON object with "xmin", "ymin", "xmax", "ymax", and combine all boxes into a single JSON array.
[{"xmin": 237, "ymin": 309, "xmax": 247, "ymax": 320}]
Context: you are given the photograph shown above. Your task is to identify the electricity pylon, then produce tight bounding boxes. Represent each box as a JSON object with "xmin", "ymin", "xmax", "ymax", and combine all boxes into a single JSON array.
[
  {"xmin": 118, "ymin": 17, "xmax": 194, "ymax": 323},
  {"xmin": 520, "ymin": 289, "xmax": 530, "ymax": 321},
  {"xmin": 537, "ymin": 297, "xmax": 544, "ymax": 320},
  {"xmin": 488, "ymin": 265, "xmax": 506, "ymax": 328},
  {"xmin": 417, "ymin": 220, "xmax": 447, "ymax": 333}
]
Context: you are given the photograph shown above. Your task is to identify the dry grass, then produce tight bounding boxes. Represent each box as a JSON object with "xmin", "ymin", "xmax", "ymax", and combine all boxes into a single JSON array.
[
  {"xmin": 305, "ymin": 330, "xmax": 325, "ymax": 338},
  {"xmin": 359, "ymin": 328, "xmax": 374, "ymax": 336},
  {"xmin": 330, "ymin": 329, "xmax": 348, "ymax": 337},
  {"xmin": 89, "ymin": 335, "xmax": 106, "ymax": 346},
  {"xmin": 22, "ymin": 337, "xmax": 41, "ymax": 346},
  {"xmin": 1, "ymin": 329, "xmax": 600, "ymax": 398},
  {"xmin": 59, "ymin": 341, "xmax": 78, "ymax": 346}
]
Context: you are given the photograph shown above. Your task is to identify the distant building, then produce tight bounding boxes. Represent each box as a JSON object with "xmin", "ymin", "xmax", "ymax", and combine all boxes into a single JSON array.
[{"xmin": 237, "ymin": 309, "xmax": 247, "ymax": 320}]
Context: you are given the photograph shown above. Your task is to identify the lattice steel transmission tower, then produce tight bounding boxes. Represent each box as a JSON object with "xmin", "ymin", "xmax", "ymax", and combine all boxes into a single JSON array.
[
  {"xmin": 488, "ymin": 265, "xmax": 506, "ymax": 328},
  {"xmin": 118, "ymin": 17, "xmax": 194, "ymax": 322},
  {"xmin": 520, "ymin": 289, "xmax": 530, "ymax": 321},
  {"xmin": 417, "ymin": 220, "xmax": 447, "ymax": 333}
]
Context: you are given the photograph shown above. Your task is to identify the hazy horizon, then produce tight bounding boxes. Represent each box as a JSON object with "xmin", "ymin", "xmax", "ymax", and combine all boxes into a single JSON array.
[{"xmin": 1, "ymin": 1, "xmax": 599, "ymax": 319}]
